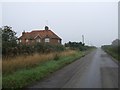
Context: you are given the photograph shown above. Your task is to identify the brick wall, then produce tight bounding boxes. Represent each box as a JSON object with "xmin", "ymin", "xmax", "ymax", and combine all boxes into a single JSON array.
[{"xmin": 20, "ymin": 38, "xmax": 61, "ymax": 45}]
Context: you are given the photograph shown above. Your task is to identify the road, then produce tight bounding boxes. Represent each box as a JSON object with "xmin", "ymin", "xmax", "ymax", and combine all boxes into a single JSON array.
[{"xmin": 28, "ymin": 48, "xmax": 118, "ymax": 88}]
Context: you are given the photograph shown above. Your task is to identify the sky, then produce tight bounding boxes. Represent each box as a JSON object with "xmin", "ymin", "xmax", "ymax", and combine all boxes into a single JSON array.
[{"xmin": 1, "ymin": 1, "xmax": 119, "ymax": 47}]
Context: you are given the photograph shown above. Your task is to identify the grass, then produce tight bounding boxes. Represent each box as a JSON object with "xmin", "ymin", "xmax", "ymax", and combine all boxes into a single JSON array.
[
  {"xmin": 3, "ymin": 50, "xmax": 76, "ymax": 75},
  {"xmin": 2, "ymin": 50, "xmax": 88, "ymax": 89},
  {"xmin": 104, "ymin": 49, "xmax": 119, "ymax": 61},
  {"xmin": 102, "ymin": 45, "xmax": 119, "ymax": 61}
]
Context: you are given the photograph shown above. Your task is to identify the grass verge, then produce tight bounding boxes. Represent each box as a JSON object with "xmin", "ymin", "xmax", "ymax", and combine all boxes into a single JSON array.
[
  {"xmin": 102, "ymin": 48, "xmax": 119, "ymax": 61},
  {"xmin": 101, "ymin": 45, "xmax": 119, "ymax": 61},
  {"xmin": 2, "ymin": 50, "xmax": 89, "ymax": 89},
  {"xmin": 3, "ymin": 50, "xmax": 76, "ymax": 75}
]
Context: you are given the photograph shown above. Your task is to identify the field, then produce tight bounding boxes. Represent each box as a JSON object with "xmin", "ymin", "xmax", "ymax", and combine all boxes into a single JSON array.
[{"xmin": 2, "ymin": 50, "xmax": 89, "ymax": 89}]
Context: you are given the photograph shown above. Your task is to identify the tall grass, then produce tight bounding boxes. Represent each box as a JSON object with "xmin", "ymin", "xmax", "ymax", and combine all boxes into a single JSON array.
[
  {"xmin": 3, "ymin": 50, "xmax": 77, "ymax": 74},
  {"xmin": 3, "ymin": 50, "xmax": 85, "ymax": 89}
]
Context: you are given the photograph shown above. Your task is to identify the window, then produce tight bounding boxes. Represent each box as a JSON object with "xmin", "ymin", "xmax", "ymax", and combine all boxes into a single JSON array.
[
  {"xmin": 45, "ymin": 38, "xmax": 50, "ymax": 42},
  {"xmin": 19, "ymin": 39, "xmax": 21, "ymax": 43},
  {"xmin": 16, "ymin": 40, "xmax": 19, "ymax": 44},
  {"xmin": 36, "ymin": 38, "xmax": 41, "ymax": 42},
  {"xmin": 58, "ymin": 40, "xmax": 60, "ymax": 43},
  {"xmin": 26, "ymin": 39, "xmax": 29, "ymax": 42}
]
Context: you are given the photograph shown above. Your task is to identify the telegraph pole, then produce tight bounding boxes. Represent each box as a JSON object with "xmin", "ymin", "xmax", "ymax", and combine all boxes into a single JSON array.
[{"xmin": 82, "ymin": 35, "xmax": 84, "ymax": 44}]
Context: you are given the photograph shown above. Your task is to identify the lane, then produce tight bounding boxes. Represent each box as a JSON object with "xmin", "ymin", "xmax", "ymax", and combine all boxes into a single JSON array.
[
  {"xmin": 63, "ymin": 48, "xmax": 102, "ymax": 88},
  {"xmin": 63, "ymin": 48, "xmax": 118, "ymax": 88},
  {"xmin": 28, "ymin": 48, "xmax": 118, "ymax": 88}
]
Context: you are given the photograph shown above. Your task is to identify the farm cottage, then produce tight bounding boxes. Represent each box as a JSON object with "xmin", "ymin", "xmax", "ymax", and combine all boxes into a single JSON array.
[{"xmin": 18, "ymin": 26, "xmax": 62, "ymax": 45}]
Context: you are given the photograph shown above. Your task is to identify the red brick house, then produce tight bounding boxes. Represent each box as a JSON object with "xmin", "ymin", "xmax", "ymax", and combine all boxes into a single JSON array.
[{"xmin": 18, "ymin": 26, "xmax": 62, "ymax": 45}]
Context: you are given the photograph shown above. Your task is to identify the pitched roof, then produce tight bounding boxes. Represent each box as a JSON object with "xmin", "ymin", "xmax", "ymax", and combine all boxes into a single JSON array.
[{"xmin": 19, "ymin": 30, "xmax": 61, "ymax": 40}]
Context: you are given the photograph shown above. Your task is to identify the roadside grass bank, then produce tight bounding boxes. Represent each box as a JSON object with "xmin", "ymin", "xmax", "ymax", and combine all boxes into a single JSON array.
[
  {"xmin": 3, "ymin": 50, "xmax": 76, "ymax": 75},
  {"xmin": 101, "ymin": 45, "xmax": 119, "ymax": 61},
  {"xmin": 2, "ymin": 49, "xmax": 93, "ymax": 89},
  {"xmin": 105, "ymin": 49, "xmax": 119, "ymax": 61}
]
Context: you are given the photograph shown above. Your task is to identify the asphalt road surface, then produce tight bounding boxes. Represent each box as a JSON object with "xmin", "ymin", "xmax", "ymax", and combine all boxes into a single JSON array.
[{"xmin": 28, "ymin": 48, "xmax": 118, "ymax": 88}]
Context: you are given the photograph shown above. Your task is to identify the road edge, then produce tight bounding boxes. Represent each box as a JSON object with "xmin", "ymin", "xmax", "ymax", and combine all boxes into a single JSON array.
[{"xmin": 101, "ymin": 48, "xmax": 119, "ymax": 65}]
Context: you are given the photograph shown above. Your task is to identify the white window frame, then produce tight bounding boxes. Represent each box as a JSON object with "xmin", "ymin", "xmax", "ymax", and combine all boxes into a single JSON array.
[
  {"xmin": 19, "ymin": 39, "xmax": 22, "ymax": 43},
  {"xmin": 16, "ymin": 40, "xmax": 19, "ymax": 44},
  {"xmin": 36, "ymin": 38, "xmax": 41, "ymax": 43},
  {"xmin": 26, "ymin": 39, "xmax": 29, "ymax": 42},
  {"xmin": 45, "ymin": 38, "xmax": 50, "ymax": 42},
  {"xmin": 58, "ymin": 40, "xmax": 60, "ymax": 43}
]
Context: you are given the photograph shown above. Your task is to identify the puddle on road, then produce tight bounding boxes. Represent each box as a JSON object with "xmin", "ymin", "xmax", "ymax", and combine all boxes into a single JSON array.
[{"xmin": 100, "ymin": 54, "xmax": 108, "ymax": 58}]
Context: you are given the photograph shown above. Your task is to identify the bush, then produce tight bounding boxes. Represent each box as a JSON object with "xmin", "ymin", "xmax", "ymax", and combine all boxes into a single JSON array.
[
  {"xmin": 65, "ymin": 41, "xmax": 92, "ymax": 51},
  {"xmin": 2, "ymin": 42, "xmax": 65, "ymax": 58},
  {"xmin": 53, "ymin": 53, "xmax": 60, "ymax": 61}
]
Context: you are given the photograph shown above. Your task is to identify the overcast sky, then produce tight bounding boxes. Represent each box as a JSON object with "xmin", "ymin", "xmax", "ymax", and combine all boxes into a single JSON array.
[{"xmin": 1, "ymin": 1, "xmax": 118, "ymax": 47}]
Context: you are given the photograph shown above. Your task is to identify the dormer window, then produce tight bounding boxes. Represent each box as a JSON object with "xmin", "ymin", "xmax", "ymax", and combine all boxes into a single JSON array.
[
  {"xmin": 36, "ymin": 38, "xmax": 41, "ymax": 42},
  {"xmin": 45, "ymin": 38, "xmax": 50, "ymax": 42}
]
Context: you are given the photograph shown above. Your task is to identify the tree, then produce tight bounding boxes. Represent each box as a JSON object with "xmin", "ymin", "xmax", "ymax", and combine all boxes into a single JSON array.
[
  {"xmin": 2, "ymin": 26, "xmax": 17, "ymax": 57},
  {"xmin": 64, "ymin": 41, "xmax": 89, "ymax": 51}
]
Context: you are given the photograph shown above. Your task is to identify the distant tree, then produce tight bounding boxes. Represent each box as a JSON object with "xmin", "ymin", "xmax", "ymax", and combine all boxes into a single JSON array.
[
  {"xmin": 2, "ymin": 26, "xmax": 17, "ymax": 43},
  {"xmin": 64, "ymin": 41, "xmax": 89, "ymax": 51},
  {"xmin": 2, "ymin": 26, "xmax": 17, "ymax": 57}
]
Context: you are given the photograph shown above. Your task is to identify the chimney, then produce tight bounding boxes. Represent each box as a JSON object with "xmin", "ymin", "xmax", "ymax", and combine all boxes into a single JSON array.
[
  {"xmin": 22, "ymin": 30, "xmax": 25, "ymax": 35},
  {"xmin": 45, "ymin": 26, "xmax": 49, "ymax": 30}
]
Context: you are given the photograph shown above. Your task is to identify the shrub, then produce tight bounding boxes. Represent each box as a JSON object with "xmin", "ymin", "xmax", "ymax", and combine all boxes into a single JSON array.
[{"xmin": 53, "ymin": 53, "xmax": 60, "ymax": 61}]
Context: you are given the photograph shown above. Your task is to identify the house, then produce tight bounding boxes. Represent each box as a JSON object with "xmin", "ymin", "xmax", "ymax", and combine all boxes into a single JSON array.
[{"xmin": 18, "ymin": 26, "xmax": 62, "ymax": 45}]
